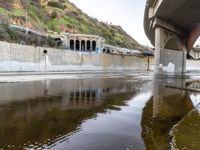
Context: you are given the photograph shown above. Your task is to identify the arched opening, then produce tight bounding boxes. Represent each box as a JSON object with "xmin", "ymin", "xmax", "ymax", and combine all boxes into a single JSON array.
[
  {"xmin": 87, "ymin": 41, "xmax": 90, "ymax": 51},
  {"xmin": 54, "ymin": 38, "xmax": 63, "ymax": 47},
  {"xmin": 164, "ymin": 37, "xmax": 181, "ymax": 51},
  {"xmin": 161, "ymin": 37, "xmax": 184, "ymax": 73},
  {"xmin": 70, "ymin": 40, "xmax": 74, "ymax": 50},
  {"xmin": 107, "ymin": 49, "xmax": 110, "ymax": 54},
  {"xmin": 92, "ymin": 41, "xmax": 96, "ymax": 51},
  {"xmin": 190, "ymin": 37, "xmax": 200, "ymax": 60},
  {"xmin": 103, "ymin": 48, "xmax": 106, "ymax": 53},
  {"xmin": 187, "ymin": 24, "xmax": 200, "ymax": 52},
  {"xmin": 76, "ymin": 40, "xmax": 80, "ymax": 51},
  {"xmin": 81, "ymin": 40, "xmax": 86, "ymax": 51}
]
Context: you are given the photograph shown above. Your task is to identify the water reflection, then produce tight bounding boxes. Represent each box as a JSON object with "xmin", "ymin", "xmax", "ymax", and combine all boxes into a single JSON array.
[
  {"xmin": 3, "ymin": 73, "xmax": 198, "ymax": 150},
  {"xmin": 142, "ymin": 77, "xmax": 194, "ymax": 150},
  {"xmin": 0, "ymin": 77, "xmax": 144, "ymax": 150}
]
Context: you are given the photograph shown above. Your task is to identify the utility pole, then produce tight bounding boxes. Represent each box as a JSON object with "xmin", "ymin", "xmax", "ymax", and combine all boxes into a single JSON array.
[{"xmin": 25, "ymin": 9, "xmax": 28, "ymax": 34}]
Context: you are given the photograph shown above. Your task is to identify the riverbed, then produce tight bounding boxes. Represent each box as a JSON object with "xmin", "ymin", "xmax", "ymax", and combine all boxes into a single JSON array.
[{"xmin": 0, "ymin": 72, "xmax": 199, "ymax": 150}]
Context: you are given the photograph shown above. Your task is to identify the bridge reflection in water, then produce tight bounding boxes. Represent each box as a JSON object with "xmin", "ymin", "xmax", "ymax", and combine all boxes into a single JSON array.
[{"xmin": 142, "ymin": 76, "xmax": 195, "ymax": 150}]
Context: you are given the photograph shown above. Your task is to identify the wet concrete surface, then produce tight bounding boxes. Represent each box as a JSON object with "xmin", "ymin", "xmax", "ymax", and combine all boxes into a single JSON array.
[{"xmin": 0, "ymin": 72, "xmax": 200, "ymax": 150}]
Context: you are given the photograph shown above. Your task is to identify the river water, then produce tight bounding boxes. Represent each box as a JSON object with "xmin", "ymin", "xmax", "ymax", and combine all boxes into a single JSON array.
[{"xmin": 0, "ymin": 72, "xmax": 199, "ymax": 150}]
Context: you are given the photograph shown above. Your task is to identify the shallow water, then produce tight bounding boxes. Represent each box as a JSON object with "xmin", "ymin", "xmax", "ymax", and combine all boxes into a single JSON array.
[{"xmin": 0, "ymin": 72, "xmax": 199, "ymax": 150}]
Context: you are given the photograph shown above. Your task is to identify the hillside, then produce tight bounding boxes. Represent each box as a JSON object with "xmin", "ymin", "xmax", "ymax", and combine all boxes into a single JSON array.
[{"xmin": 0, "ymin": 0, "xmax": 145, "ymax": 50}]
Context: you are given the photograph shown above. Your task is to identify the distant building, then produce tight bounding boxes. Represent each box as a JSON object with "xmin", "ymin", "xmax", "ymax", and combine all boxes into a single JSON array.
[
  {"xmin": 8, "ymin": 24, "xmax": 153, "ymax": 56},
  {"xmin": 102, "ymin": 44, "xmax": 154, "ymax": 57},
  {"xmin": 60, "ymin": 33, "xmax": 105, "ymax": 53},
  {"xmin": 189, "ymin": 48, "xmax": 200, "ymax": 60},
  {"xmin": 103, "ymin": 44, "xmax": 141, "ymax": 55}
]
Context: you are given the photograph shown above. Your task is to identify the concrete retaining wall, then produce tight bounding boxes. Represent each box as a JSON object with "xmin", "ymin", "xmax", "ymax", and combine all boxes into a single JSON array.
[
  {"xmin": 0, "ymin": 41, "xmax": 154, "ymax": 72},
  {"xmin": 186, "ymin": 60, "xmax": 200, "ymax": 71}
]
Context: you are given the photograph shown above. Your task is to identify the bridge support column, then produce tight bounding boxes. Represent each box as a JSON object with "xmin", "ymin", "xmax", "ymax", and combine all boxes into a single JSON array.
[
  {"xmin": 154, "ymin": 27, "xmax": 186, "ymax": 75},
  {"xmin": 153, "ymin": 77, "xmax": 193, "ymax": 119}
]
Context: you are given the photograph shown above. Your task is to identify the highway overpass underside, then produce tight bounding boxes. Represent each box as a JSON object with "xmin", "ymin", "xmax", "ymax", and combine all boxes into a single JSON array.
[{"xmin": 144, "ymin": 0, "xmax": 200, "ymax": 74}]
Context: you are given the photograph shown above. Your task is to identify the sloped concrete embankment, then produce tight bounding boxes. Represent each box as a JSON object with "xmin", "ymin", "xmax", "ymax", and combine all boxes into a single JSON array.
[
  {"xmin": 170, "ymin": 108, "xmax": 200, "ymax": 150},
  {"xmin": 0, "ymin": 41, "xmax": 154, "ymax": 72}
]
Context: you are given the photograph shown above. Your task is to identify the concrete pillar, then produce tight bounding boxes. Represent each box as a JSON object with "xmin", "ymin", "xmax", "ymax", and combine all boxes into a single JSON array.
[
  {"xmin": 97, "ymin": 40, "xmax": 101, "ymax": 53},
  {"xmin": 183, "ymin": 48, "xmax": 187, "ymax": 73},
  {"xmin": 73, "ymin": 39, "xmax": 76, "ymax": 51},
  {"xmin": 66, "ymin": 37, "xmax": 69, "ymax": 50},
  {"xmin": 152, "ymin": 77, "xmax": 193, "ymax": 119},
  {"xmin": 155, "ymin": 27, "xmax": 165, "ymax": 74},
  {"xmin": 154, "ymin": 27, "xmax": 186, "ymax": 75},
  {"xmin": 79, "ymin": 40, "xmax": 81, "ymax": 51},
  {"xmin": 90, "ymin": 40, "xmax": 92, "ymax": 52},
  {"xmin": 99, "ymin": 39, "xmax": 103, "ymax": 50},
  {"xmin": 68, "ymin": 37, "xmax": 71, "ymax": 50}
]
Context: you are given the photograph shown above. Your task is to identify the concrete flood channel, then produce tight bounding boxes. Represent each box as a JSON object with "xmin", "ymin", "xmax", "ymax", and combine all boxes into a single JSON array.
[{"xmin": 0, "ymin": 72, "xmax": 199, "ymax": 149}]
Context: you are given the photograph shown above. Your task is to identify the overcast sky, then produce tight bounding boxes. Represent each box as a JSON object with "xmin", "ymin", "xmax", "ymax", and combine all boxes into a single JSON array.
[{"xmin": 69, "ymin": 0, "xmax": 151, "ymax": 46}]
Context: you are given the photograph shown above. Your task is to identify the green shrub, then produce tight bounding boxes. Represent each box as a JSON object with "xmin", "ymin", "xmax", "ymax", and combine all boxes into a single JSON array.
[
  {"xmin": 7, "ymin": 28, "xmax": 18, "ymax": 41},
  {"xmin": 47, "ymin": 36, "xmax": 55, "ymax": 47},
  {"xmin": 0, "ymin": 26, "xmax": 10, "ymax": 41}
]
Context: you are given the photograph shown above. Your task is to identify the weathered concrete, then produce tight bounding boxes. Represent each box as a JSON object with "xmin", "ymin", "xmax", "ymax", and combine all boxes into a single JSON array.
[
  {"xmin": 187, "ymin": 60, "xmax": 200, "ymax": 71},
  {"xmin": 60, "ymin": 33, "xmax": 104, "ymax": 52},
  {"xmin": 144, "ymin": 0, "xmax": 200, "ymax": 74},
  {"xmin": 170, "ymin": 109, "xmax": 200, "ymax": 150},
  {"xmin": 0, "ymin": 41, "xmax": 154, "ymax": 72},
  {"xmin": 160, "ymin": 49, "xmax": 184, "ymax": 73},
  {"xmin": 154, "ymin": 27, "xmax": 186, "ymax": 74},
  {"xmin": 144, "ymin": 0, "xmax": 200, "ymax": 49},
  {"xmin": 153, "ymin": 77, "xmax": 193, "ymax": 119}
]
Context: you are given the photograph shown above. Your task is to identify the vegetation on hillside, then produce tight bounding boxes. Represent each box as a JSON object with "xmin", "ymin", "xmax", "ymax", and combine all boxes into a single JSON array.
[{"xmin": 0, "ymin": 0, "xmax": 145, "ymax": 50}]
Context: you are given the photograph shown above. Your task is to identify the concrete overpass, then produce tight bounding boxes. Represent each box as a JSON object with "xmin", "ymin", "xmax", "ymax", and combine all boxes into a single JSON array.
[{"xmin": 144, "ymin": 0, "xmax": 200, "ymax": 74}]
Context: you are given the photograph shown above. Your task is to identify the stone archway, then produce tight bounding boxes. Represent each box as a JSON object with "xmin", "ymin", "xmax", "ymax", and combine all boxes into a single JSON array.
[
  {"xmin": 76, "ymin": 40, "xmax": 80, "ymax": 51},
  {"xmin": 164, "ymin": 37, "xmax": 181, "ymax": 51},
  {"xmin": 81, "ymin": 40, "xmax": 86, "ymax": 51},
  {"xmin": 86, "ymin": 41, "xmax": 90, "ymax": 51},
  {"xmin": 70, "ymin": 40, "xmax": 74, "ymax": 50},
  {"xmin": 160, "ymin": 36, "xmax": 185, "ymax": 73},
  {"xmin": 54, "ymin": 38, "xmax": 63, "ymax": 47},
  {"xmin": 92, "ymin": 41, "xmax": 96, "ymax": 51}
]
